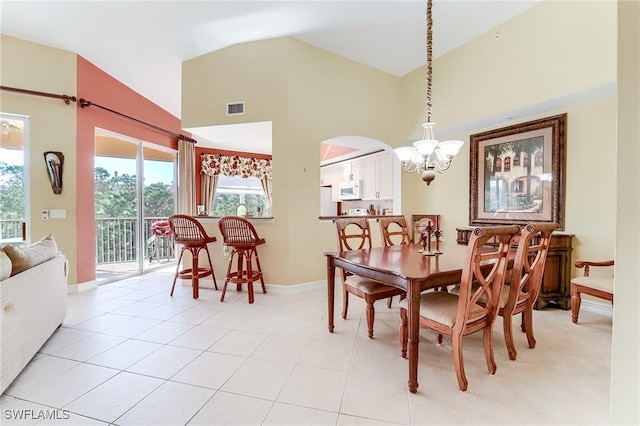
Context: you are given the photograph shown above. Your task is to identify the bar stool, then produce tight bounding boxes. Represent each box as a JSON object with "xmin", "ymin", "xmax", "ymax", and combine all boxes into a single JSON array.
[
  {"xmin": 168, "ymin": 214, "xmax": 217, "ymax": 299},
  {"xmin": 218, "ymin": 216, "xmax": 266, "ymax": 304},
  {"xmin": 150, "ymin": 220, "xmax": 174, "ymax": 262}
]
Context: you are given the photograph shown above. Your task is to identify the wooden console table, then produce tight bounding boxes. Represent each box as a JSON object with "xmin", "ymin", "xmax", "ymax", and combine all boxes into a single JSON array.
[{"xmin": 456, "ymin": 227, "xmax": 573, "ymax": 310}]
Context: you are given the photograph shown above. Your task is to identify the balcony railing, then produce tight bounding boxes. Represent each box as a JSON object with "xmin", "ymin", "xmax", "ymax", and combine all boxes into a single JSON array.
[
  {"xmin": 1, "ymin": 217, "xmax": 175, "ymax": 264},
  {"xmin": 96, "ymin": 217, "xmax": 175, "ymax": 264}
]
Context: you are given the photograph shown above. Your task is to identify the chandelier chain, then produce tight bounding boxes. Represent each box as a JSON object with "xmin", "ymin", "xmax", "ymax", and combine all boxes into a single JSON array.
[{"xmin": 426, "ymin": 0, "xmax": 433, "ymax": 123}]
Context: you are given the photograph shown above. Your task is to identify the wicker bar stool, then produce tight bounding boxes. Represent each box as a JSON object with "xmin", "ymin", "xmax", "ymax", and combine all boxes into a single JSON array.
[
  {"xmin": 168, "ymin": 214, "xmax": 217, "ymax": 299},
  {"xmin": 218, "ymin": 216, "xmax": 266, "ymax": 304}
]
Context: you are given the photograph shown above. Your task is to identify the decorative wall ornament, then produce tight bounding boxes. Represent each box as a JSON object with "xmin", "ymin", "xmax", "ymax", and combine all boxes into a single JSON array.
[{"xmin": 44, "ymin": 151, "xmax": 64, "ymax": 194}]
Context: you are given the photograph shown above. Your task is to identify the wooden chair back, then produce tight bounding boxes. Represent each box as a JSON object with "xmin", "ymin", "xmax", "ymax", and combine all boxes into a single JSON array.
[
  {"xmin": 456, "ymin": 225, "xmax": 520, "ymax": 328},
  {"xmin": 168, "ymin": 214, "xmax": 210, "ymax": 245},
  {"xmin": 505, "ymin": 222, "xmax": 558, "ymax": 313},
  {"xmin": 218, "ymin": 215, "xmax": 265, "ymax": 248},
  {"xmin": 377, "ymin": 216, "xmax": 411, "ymax": 247},
  {"xmin": 333, "ymin": 217, "xmax": 373, "ymax": 252}
]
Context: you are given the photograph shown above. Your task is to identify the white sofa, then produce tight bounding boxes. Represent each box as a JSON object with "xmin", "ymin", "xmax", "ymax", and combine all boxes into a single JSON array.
[{"xmin": 0, "ymin": 253, "xmax": 68, "ymax": 394}]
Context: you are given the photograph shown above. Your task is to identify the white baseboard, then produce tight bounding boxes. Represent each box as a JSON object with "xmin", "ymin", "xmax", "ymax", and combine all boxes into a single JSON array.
[
  {"xmin": 580, "ymin": 299, "xmax": 613, "ymax": 317},
  {"xmin": 180, "ymin": 279, "xmax": 326, "ymax": 294},
  {"xmin": 67, "ymin": 280, "xmax": 98, "ymax": 294}
]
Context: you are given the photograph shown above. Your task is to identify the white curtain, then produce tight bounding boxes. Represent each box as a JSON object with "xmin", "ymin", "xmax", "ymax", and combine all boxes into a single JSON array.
[
  {"xmin": 177, "ymin": 139, "xmax": 195, "ymax": 215},
  {"xmin": 260, "ymin": 177, "xmax": 273, "ymax": 209},
  {"xmin": 201, "ymin": 173, "xmax": 218, "ymax": 214}
]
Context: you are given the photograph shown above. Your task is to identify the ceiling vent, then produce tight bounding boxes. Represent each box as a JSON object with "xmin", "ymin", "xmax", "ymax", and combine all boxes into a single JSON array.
[{"xmin": 226, "ymin": 101, "xmax": 245, "ymax": 116}]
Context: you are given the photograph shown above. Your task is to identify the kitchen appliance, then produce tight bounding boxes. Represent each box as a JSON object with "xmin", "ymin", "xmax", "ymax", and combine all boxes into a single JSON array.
[
  {"xmin": 348, "ymin": 208, "xmax": 369, "ymax": 216},
  {"xmin": 339, "ymin": 180, "xmax": 362, "ymax": 200}
]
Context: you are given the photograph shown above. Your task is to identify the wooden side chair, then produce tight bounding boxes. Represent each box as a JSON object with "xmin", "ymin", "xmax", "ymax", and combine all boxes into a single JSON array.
[
  {"xmin": 218, "ymin": 216, "xmax": 266, "ymax": 304},
  {"xmin": 377, "ymin": 216, "xmax": 411, "ymax": 247},
  {"xmin": 500, "ymin": 222, "xmax": 558, "ymax": 360},
  {"xmin": 398, "ymin": 225, "xmax": 519, "ymax": 391},
  {"xmin": 570, "ymin": 260, "xmax": 614, "ymax": 324},
  {"xmin": 333, "ymin": 217, "xmax": 405, "ymax": 338},
  {"xmin": 168, "ymin": 214, "xmax": 217, "ymax": 299}
]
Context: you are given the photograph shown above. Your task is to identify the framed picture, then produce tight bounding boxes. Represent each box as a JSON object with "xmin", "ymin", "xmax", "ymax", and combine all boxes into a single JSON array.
[{"xmin": 469, "ymin": 114, "xmax": 566, "ymax": 229}]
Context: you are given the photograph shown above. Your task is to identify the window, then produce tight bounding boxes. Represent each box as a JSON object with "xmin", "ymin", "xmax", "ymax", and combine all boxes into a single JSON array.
[
  {"xmin": 504, "ymin": 157, "xmax": 511, "ymax": 172},
  {"xmin": 0, "ymin": 114, "xmax": 28, "ymax": 241},
  {"xmin": 211, "ymin": 175, "xmax": 268, "ymax": 216}
]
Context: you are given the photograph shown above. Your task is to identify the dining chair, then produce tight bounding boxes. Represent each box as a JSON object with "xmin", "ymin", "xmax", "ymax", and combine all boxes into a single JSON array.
[
  {"xmin": 168, "ymin": 214, "xmax": 217, "ymax": 299},
  {"xmin": 218, "ymin": 216, "xmax": 266, "ymax": 304},
  {"xmin": 333, "ymin": 217, "xmax": 405, "ymax": 338},
  {"xmin": 499, "ymin": 222, "xmax": 558, "ymax": 360},
  {"xmin": 398, "ymin": 225, "xmax": 519, "ymax": 391},
  {"xmin": 377, "ymin": 216, "xmax": 411, "ymax": 246},
  {"xmin": 411, "ymin": 214, "xmax": 440, "ymax": 243},
  {"xmin": 570, "ymin": 259, "xmax": 614, "ymax": 324}
]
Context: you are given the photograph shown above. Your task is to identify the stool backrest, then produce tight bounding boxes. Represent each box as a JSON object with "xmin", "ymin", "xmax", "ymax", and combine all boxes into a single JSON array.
[
  {"xmin": 218, "ymin": 216, "xmax": 265, "ymax": 247},
  {"xmin": 168, "ymin": 215, "xmax": 208, "ymax": 243}
]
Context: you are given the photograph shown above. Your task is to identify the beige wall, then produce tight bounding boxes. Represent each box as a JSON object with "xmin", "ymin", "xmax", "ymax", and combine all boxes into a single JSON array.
[
  {"xmin": 611, "ymin": 0, "xmax": 640, "ymax": 422},
  {"xmin": 183, "ymin": 38, "xmax": 406, "ymax": 285},
  {"xmin": 0, "ymin": 35, "xmax": 78, "ymax": 284},
  {"xmin": 408, "ymin": 0, "xmax": 618, "ymax": 267}
]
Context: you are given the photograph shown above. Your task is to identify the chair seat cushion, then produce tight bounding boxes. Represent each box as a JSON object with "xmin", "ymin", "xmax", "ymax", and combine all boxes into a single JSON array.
[
  {"xmin": 571, "ymin": 276, "xmax": 614, "ymax": 294},
  {"xmin": 449, "ymin": 283, "xmax": 514, "ymax": 308},
  {"xmin": 400, "ymin": 292, "xmax": 482, "ymax": 327},
  {"xmin": 345, "ymin": 275, "xmax": 399, "ymax": 295}
]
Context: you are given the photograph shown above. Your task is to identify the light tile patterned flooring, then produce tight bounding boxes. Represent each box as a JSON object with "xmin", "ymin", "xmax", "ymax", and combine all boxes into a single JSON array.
[{"xmin": 1, "ymin": 268, "xmax": 612, "ymax": 425}]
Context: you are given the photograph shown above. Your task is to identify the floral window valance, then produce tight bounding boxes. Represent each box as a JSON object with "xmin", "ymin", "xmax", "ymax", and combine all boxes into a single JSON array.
[{"xmin": 201, "ymin": 154, "xmax": 272, "ymax": 179}]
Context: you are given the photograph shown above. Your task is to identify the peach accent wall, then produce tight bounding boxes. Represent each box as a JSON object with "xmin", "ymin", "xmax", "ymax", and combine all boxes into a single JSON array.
[{"xmin": 76, "ymin": 56, "xmax": 185, "ymax": 284}]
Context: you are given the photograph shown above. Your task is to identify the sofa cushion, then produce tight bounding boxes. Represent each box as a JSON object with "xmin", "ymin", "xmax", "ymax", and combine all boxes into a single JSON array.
[
  {"xmin": 3, "ymin": 234, "xmax": 58, "ymax": 276},
  {"xmin": 0, "ymin": 248, "xmax": 11, "ymax": 280}
]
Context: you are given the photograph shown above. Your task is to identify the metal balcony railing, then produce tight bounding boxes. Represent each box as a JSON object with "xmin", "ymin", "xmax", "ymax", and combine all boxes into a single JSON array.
[{"xmin": 0, "ymin": 217, "xmax": 175, "ymax": 264}]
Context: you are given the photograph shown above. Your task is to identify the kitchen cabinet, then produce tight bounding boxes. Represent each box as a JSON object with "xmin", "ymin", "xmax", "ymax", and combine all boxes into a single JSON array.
[
  {"xmin": 456, "ymin": 227, "xmax": 573, "ymax": 310},
  {"xmin": 362, "ymin": 152, "xmax": 393, "ymax": 200},
  {"xmin": 320, "ymin": 163, "xmax": 343, "ymax": 187}
]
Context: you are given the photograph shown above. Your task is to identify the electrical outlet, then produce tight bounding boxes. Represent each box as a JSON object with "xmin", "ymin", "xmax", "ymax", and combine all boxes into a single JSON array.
[{"xmin": 41, "ymin": 209, "xmax": 49, "ymax": 220}]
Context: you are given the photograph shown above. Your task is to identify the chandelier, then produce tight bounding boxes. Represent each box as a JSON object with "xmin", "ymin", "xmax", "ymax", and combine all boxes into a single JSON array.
[{"xmin": 394, "ymin": 0, "xmax": 464, "ymax": 185}]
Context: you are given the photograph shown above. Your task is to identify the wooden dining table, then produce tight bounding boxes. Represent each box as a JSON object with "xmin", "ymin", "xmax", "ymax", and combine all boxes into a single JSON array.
[{"xmin": 325, "ymin": 241, "xmax": 473, "ymax": 393}]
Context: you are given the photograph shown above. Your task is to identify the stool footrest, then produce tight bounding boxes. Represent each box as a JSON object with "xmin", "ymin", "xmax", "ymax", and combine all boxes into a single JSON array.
[
  {"xmin": 227, "ymin": 271, "xmax": 262, "ymax": 284},
  {"xmin": 177, "ymin": 268, "xmax": 213, "ymax": 280}
]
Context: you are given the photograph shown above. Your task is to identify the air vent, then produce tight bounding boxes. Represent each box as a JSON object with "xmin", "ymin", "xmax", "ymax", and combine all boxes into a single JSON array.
[{"xmin": 226, "ymin": 101, "xmax": 245, "ymax": 116}]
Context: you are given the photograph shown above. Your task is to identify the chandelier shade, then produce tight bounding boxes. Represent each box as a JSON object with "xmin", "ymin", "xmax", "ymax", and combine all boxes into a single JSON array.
[{"xmin": 394, "ymin": 0, "xmax": 463, "ymax": 185}]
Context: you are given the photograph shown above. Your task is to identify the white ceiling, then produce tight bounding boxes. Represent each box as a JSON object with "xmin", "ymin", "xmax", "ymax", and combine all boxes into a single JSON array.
[{"xmin": 1, "ymin": 0, "xmax": 540, "ymax": 153}]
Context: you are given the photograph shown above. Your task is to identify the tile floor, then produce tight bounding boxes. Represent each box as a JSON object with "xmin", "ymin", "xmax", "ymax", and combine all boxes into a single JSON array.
[{"xmin": 1, "ymin": 268, "xmax": 612, "ymax": 425}]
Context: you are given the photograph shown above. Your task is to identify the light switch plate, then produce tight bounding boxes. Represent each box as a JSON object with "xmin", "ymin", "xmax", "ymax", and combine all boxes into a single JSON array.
[
  {"xmin": 41, "ymin": 209, "xmax": 49, "ymax": 220},
  {"xmin": 49, "ymin": 209, "xmax": 66, "ymax": 219}
]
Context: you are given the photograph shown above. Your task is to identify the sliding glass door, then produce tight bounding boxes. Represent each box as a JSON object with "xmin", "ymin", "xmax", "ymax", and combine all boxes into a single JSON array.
[{"xmin": 94, "ymin": 129, "xmax": 176, "ymax": 283}]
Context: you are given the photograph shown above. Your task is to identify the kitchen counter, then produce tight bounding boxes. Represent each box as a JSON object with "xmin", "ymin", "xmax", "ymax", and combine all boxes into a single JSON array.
[
  {"xmin": 193, "ymin": 215, "xmax": 275, "ymax": 224},
  {"xmin": 319, "ymin": 215, "xmax": 404, "ymax": 221}
]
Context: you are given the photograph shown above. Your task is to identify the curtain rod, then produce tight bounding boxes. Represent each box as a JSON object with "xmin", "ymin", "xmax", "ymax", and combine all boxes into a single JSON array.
[
  {"xmin": 79, "ymin": 98, "xmax": 197, "ymax": 144},
  {"xmin": 1, "ymin": 85, "xmax": 77, "ymax": 104}
]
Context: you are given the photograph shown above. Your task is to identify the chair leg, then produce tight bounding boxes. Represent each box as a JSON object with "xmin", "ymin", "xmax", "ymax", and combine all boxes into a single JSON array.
[
  {"xmin": 220, "ymin": 250, "xmax": 236, "ymax": 302},
  {"xmin": 170, "ymin": 248, "xmax": 186, "ymax": 296},
  {"xmin": 571, "ymin": 285, "xmax": 581, "ymax": 324},
  {"xmin": 387, "ymin": 297, "xmax": 393, "ymax": 308},
  {"xmin": 451, "ymin": 331, "xmax": 468, "ymax": 391},
  {"xmin": 399, "ymin": 307, "xmax": 408, "ymax": 358},
  {"xmin": 342, "ymin": 286, "xmax": 349, "ymax": 320},
  {"xmin": 246, "ymin": 252, "xmax": 255, "ymax": 304},
  {"xmin": 503, "ymin": 313, "xmax": 518, "ymax": 361},
  {"xmin": 190, "ymin": 247, "xmax": 199, "ymax": 299},
  {"xmin": 365, "ymin": 300, "xmax": 375, "ymax": 338},
  {"xmin": 253, "ymin": 249, "xmax": 266, "ymax": 294},
  {"xmin": 523, "ymin": 307, "xmax": 536, "ymax": 349},
  {"xmin": 204, "ymin": 245, "xmax": 218, "ymax": 290},
  {"xmin": 483, "ymin": 326, "xmax": 497, "ymax": 376}
]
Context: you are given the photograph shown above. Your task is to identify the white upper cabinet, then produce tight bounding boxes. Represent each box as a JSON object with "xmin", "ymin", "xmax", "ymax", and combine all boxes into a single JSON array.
[{"xmin": 362, "ymin": 152, "xmax": 394, "ymax": 200}]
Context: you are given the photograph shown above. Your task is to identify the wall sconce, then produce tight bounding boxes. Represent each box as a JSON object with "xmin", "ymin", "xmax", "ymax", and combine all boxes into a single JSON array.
[{"xmin": 44, "ymin": 151, "xmax": 64, "ymax": 194}]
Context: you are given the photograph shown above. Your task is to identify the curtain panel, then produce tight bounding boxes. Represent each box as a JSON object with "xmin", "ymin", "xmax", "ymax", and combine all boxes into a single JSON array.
[{"xmin": 201, "ymin": 154, "xmax": 272, "ymax": 179}]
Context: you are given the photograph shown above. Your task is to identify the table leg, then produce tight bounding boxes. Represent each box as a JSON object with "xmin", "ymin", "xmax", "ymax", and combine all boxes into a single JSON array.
[
  {"xmin": 326, "ymin": 256, "xmax": 335, "ymax": 332},
  {"xmin": 407, "ymin": 280, "xmax": 419, "ymax": 393}
]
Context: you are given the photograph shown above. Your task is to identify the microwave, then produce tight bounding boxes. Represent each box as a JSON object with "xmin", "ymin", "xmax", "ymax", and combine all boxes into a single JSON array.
[{"xmin": 339, "ymin": 180, "xmax": 362, "ymax": 200}]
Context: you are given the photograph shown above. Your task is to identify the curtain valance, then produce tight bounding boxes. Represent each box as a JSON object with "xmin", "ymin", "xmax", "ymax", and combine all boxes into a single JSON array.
[{"xmin": 201, "ymin": 154, "xmax": 272, "ymax": 179}]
